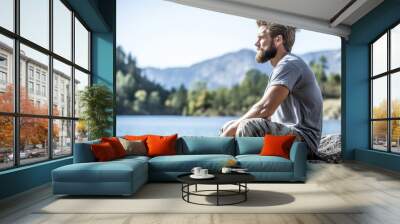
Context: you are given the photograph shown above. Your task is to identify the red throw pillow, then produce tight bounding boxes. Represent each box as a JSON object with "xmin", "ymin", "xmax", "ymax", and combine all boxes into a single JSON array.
[
  {"xmin": 91, "ymin": 142, "xmax": 117, "ymax": 161},
  {"xmin": 101, "ymin": 137, "xmax": 127, "ymax": 158},
  {"xmin": 146, "ymin": 134, "xmax": 178, "ymax": 157},
  {"xmin": 259, "ymin": 134, "xmax": 296, "ymax": 159}
]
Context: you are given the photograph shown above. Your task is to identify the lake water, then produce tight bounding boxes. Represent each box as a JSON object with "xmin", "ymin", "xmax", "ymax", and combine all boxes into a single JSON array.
[{"xmin": 117, "ymin": 115, "xmax": 341, "ymax": 136}]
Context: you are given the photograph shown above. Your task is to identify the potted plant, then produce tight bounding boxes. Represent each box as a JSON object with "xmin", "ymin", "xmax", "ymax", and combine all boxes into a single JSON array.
[{"xmin": 79, "ymin": 84, "xmax": 113, "ymax": 140}]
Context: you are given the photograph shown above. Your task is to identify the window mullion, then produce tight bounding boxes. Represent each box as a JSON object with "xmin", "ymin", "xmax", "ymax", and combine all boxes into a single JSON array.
[
  {"xmin": 388, "ymin": 30, "xmax": 391, "ymax": 152},
  {"xmin": 48, "ymin": 0, "xmax": 53, "ymax": 160},
  {"xmin": 13, "ymin": 0, "xmax": 20, "ymax": 167},
  {"xmin": 71, "ymin": 10, "xmax": 76, "ymax": 154},
  {"xmin": 370, "ymin": 45, "xmax": 373, "ymax": 149}
]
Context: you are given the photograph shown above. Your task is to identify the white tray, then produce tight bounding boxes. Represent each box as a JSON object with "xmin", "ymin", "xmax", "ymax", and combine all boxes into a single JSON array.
[{"xmin": 190, "ymin": 174, "xmax": 215, "ymax": 179}]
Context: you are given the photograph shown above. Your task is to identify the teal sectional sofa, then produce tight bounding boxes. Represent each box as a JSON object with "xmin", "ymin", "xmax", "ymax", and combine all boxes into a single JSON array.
[{"xmin": 52, "ymin": 136, "xmax": 308, "ymax": 196}]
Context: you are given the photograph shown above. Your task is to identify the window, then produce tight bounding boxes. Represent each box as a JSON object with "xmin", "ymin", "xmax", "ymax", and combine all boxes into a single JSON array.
[
  {"xmin": 0, "ymin": 116, "xmax": 13, "ymax": 170},
  {"xmin": 53, "ymin": 59, "xmax": 72, "ymax": 117},
  {"xmin": 36, "ymin": 83, "xmax": 40, "ymax": 95},
  {"xmin": 29, "ymin": 67, "xmax": 34, "ymax": 80},
  {"xmin": 20, "ymin": 0, "xmax": 49, "ymax": 49},
  {"xmin": 0, "ymin": 71, "xmax": 6, "ymax": 85},
  {"xmin": 75, "ymin": 18, "xmax": 89, "ymax": 70},
  {"xmin": 53, "ymin": 119, "xmax": 72, "ymax": 158},
  {"xmin": 42, "ymin": 85, "xmax": 46, "ymax": 97},
  {"xmin": 35, "ymin": 70, "xmax": 40, "ymax": 81},
  {"xmin": 0, "ymin": 0, "xmax": 91, "ymax": 170},
  {"xmin": 53, "ymin": 89, "xmax": 58, "ymax": 103},
  {"xmin": 0, "ymin": 34, "xmax": 13, "ymax": 113},
  {"xmin": 74, "ymin": 69, "xmax": 89, "ymax": 118},
  {"xmin": 0, "ymin": 0, "xmax": 14, "ymax": 32},
  {"xmin": 391, "ymin": 24, "xmax": 400, "ymax": 70},
  {"xmin": 28, "ymin": 81, "xmax": 34, "ymax": 94},
  {"xmin": 74, "ymin": 69, "xmax": 89, "ymax": 143},
  {"xmin": 53, "ymin": 0, "xmax": 72, "ymax": 60},
  {"xmin": 0, "ymin": 55, "xmax": 7, "ymax": 67},
  {"xmin": 370, "ymin": 22, "xmax": 400, "ymax": 154},
  {"xmin": 19, "ymin": 117, "xmax": 49, "ymax": 165},
  {"xmin": 0, "ymin": 53, "xmax": 8, "ymax": 88}
]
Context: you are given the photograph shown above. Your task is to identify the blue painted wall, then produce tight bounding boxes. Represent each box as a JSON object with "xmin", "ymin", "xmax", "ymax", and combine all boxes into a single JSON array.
[
  {"xmin": 0, "ymin": 158, "xmax": 72, "ymax": 199},
  {"xmin": 91, "ymin": 0, "xmax": 116, "ymax": 135},
  {"xmin": 0, "ymin": 0, "xmax": 116, "ymax": 200},
  {"xmin": 343, "ymin": 0, "xmax": 400, "ymax": 171},
  {"xmin": 91, "ymin": 32, "xmax": 115, "ymax": 136}
]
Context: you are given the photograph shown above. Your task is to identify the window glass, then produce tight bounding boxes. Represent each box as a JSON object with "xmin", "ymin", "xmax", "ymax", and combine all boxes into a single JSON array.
[
  {"xmin": 0, "ymin": 116, "xmax": 13, "ymax": 170},
  {"xmin": 372, "ymin": 121, "xmax": 388, "ymax": 151},
  {"xmin": 74, "ymin": 18, "xmax": 89, "ymax": 70},
  {"xmin": 20, "ymin": 44, "xmax": 49, "ymax": 115},
  {"xmin": 372, "ymin": 77, "xmax": 387, "ymax": 119},
  {"xmin": 20, "ymin": 117, "xmax": 49, "ymax": 165},
  {"xmin": 53, "ymin": 0, "xmax": 72, "ymax": 60},
  {"xmin": 391, "ymin": 24, "xmax": 400, "ymax": 70},
  {"xmin": 391, "ymin": 72, "xmax": 400, "ymax": 118},
  {"xmin": 391, "ymin": 120, "xmax": 400, "ymax": 153},
  {"xmin": 372, "ymin": 33, "xmax": 387, "ymax": 76},
  {"xmin": 0, "ymin": 34, "xmax": 13, "ymax": 112},
  {"xmin": 53, "ymin": 119, "xmax": 72, "ymax": 157},
  {"xmin": 20, "ymin": 0, "xmax": 49, "ymax": 49},
  {"xmin": 0, "ymin": 0, "xmax": 14, "ymax": 32},
  {"xmin": 74, "ymin": 69, "xmax": 89, "ymax": 118},
  {"xmin": 53, "ymin": 59, "xmax": 72, "ymax": 117}
]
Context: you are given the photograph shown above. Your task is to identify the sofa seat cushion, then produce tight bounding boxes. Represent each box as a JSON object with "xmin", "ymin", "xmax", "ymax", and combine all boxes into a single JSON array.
[
  {"xmin": 53, "ymin": 159, "xmax": 147, "ymax": 183},
  {"xmin": 236, "ymin": 155, "xmax": 293, "ymax": 172},
  {"xmin": 115, "ymin": 155, "xmax": 150, "ymax": 163},
  {"xmin": 149, "ymin": 154, "xmax": 235, "ymax": 172}
]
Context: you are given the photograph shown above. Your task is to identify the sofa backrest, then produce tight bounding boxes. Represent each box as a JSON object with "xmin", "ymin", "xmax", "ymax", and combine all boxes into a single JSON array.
[
  {"xmin": 74, "ymin": 136, "xmax": 268, "ymax": 162},
  {"xmin": 235, "ymin": 137, "xmax": 264, "ymax": 155},
  {"xmin": 177, "ymin": 136, "xmax": 235, "ymax": 155},
  {"xmin": 73, "ymin": 139, "xmax": 100, "ymax": 163}
]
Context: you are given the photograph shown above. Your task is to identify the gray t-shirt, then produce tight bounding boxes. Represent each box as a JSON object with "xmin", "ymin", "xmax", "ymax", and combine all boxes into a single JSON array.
[{"xmin": 265, "ymin": 53, "xmax": 323, "ymax": 153}]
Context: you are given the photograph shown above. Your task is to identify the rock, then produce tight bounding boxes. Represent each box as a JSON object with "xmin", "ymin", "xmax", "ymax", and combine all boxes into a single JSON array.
[{"xmin": 316, "ymin": 134, "xmax": 342, "ymax": 163}]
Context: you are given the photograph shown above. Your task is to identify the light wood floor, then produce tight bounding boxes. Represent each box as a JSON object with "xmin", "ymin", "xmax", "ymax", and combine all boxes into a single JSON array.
[{"xmin": 1, "ymin": 161, "xmax": 400, "ymax": 224}]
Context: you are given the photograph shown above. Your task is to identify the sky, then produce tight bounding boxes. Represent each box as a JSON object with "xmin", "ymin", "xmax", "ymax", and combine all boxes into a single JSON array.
[{"xmin": 117, "ymin": 0, "xmax": 341, "ymax": 69}]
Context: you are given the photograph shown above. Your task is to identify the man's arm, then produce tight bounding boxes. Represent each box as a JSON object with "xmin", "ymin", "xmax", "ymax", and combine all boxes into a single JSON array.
[{"xmin": 220, "ymin": 85, "xmax": 289, "ymax": 136}]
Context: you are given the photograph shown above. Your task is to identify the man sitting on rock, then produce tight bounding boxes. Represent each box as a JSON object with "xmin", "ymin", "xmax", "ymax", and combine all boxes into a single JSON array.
[{"xmin": 219, "ymin": 20, "xmax": 323, "ymax": 156}]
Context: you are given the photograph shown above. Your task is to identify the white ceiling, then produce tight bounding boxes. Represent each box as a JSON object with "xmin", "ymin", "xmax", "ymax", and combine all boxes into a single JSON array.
[{"xmin": 166, "ymin": 0, "xmax": 384, "ymax": 38}]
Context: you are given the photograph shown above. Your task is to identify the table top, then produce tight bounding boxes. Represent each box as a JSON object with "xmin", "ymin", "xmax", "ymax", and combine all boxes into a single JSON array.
[{"xmin": 177, "ymin": 172, "xmax": 255, "ymax": 185}]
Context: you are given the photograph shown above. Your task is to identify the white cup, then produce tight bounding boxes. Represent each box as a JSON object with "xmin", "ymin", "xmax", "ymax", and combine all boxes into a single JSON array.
[
  {"xmin": 200, "ymin": 169, "xmax": 208, "ymax": 176},
  {"xmin": 221, "ymin": 167, "xmax": 232, "ymax": 174},
  {"xmin": 191, "ymin": 167, "xmax": 202, "ymax": 176}
]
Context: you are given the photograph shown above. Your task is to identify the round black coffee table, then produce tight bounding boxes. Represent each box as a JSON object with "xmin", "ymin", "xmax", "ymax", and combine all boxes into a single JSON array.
[{"xmin": 177, "ymin": 173, "xmax": 255, "ymax": 206}]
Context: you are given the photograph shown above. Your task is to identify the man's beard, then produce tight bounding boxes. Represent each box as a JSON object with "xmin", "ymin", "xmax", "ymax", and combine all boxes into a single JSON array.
[{"xmin": 255, "ymin": 42, "xmax": 277, "ymax": 63}]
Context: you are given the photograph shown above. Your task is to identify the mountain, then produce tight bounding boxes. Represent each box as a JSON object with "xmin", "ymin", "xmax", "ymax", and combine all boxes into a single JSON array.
[
  {"xmin": 300, "ymin": 49, "xmax": 341, "ymax": 75},
  {"xmin": 141, "ymin": 48, "xmax": 340, "ymax": 90}
]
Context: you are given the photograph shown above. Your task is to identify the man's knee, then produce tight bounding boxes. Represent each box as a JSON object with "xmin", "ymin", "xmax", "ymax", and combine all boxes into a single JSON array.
[{"xmin": 236, "ymin": 118, "xmax": 259, "ymax": 136}]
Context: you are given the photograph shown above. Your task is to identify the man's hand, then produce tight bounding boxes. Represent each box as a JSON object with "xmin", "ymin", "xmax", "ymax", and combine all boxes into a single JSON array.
[
  {"xmin": 220, "ymin": 122, "xmax": 239, "ymax": 136},
  {"xmin": 220, "ymin": 85, "xmax": 288, "ymax": 137}
]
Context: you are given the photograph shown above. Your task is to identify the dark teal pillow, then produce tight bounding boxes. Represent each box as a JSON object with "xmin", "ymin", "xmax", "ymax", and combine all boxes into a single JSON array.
[
  {"xmin": 235, "ymin": 137, "xmax": 264, "ymax": 155},
  {"xmin": 177, "ymin": 136, "xmax": 235, "ymax": 155}
]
